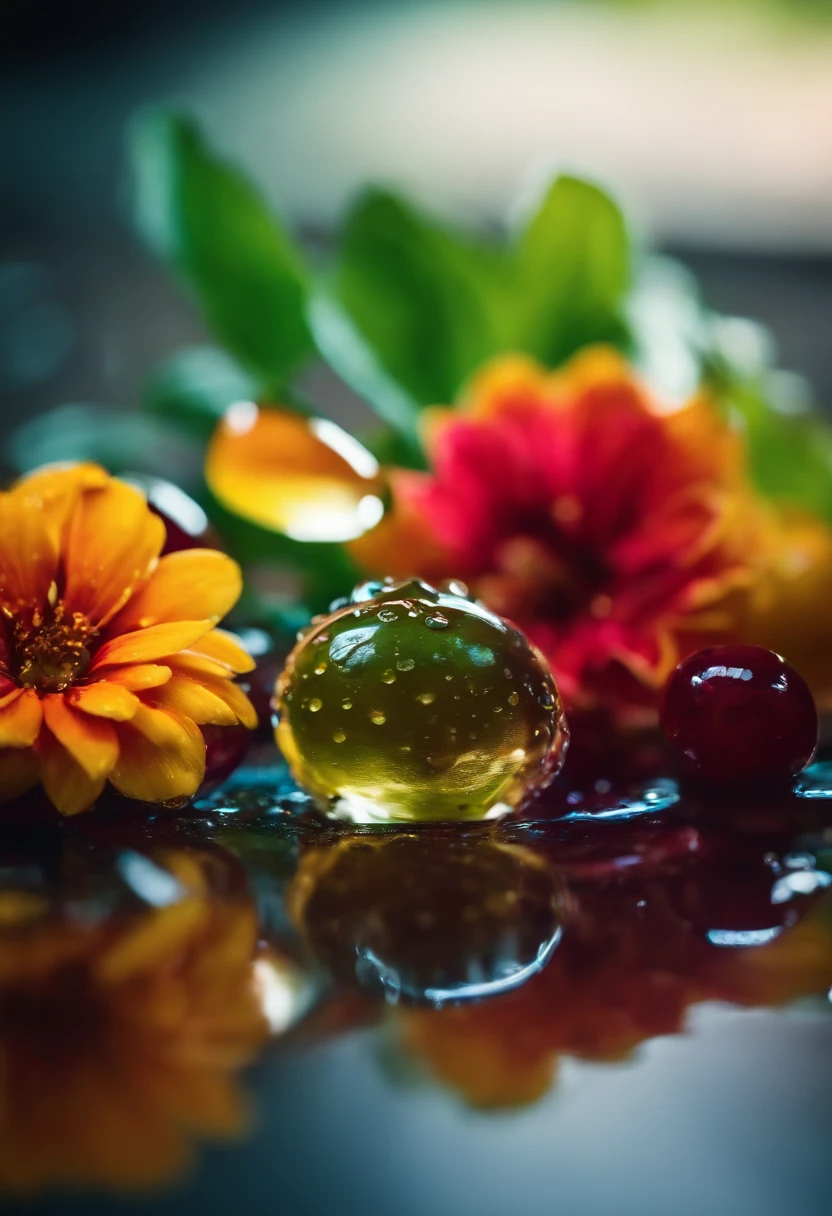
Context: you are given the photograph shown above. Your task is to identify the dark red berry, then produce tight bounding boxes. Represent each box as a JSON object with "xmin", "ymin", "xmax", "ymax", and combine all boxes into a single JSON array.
[
  {"xmin": 661, "ymin": 645, "xmax": 818, "ymax": 786},
  {"xmin": 200, "ymin": 723, "xmax": 251, "ymax": 789},
  {"xmin": 124, "ymin": 474, "xmax": 222, "ymax": 554}
]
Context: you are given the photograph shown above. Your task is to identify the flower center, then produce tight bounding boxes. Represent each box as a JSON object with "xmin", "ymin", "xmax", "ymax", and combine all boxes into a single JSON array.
[{"xmin": 12, "ymin": 603, "xmax": 98, "ymax": 693}]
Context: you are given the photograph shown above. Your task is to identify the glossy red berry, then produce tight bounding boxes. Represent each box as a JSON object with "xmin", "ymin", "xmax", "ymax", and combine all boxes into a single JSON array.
[
  {"xmin": 661, "ymin": 645, "xmax": 818, "ymax": 786},
  {"xmin": 124, "ymin": 474, "xmax": 221, "ymax": 554},
  {"xmin": 200, "ymin": 723, "xmax": 251, "ymax": 790}
]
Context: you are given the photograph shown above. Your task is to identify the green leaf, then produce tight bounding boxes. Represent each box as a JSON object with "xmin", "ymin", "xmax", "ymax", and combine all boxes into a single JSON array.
[
  {"xmin": 332, "ymin": 189, "xmax": 507, "ymax": 409},
  {"xmin": 307, "ymin": 292, "xmax": 424, "ymax": 462},
  {"xmin": 144, "ymin": 345, "xmax": 261, "ymax": 440},
  {"xmin": 129, "ymin": 110, "xmax": 312, "ymax": 384},
  {"xmin": 717, "ymin": 373, "xmax": 832, "ymax": 524},
  {"xmin": 6, "ymin": 404, "xmax": 205, "ymax": 493},
  {"xmin": 514, "ymin": 175, "xmax": 632, "ymax": 365}
]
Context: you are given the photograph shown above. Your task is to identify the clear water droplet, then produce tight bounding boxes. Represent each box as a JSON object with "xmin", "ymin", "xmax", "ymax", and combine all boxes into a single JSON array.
[
  {"xmin": 314, "ymin": 661, "xmax": 328, "ymax": 675},
  {"xmin": 332, "ymin": 729, "xmax": 346, "ymax": 743},
  {"xmin": 396, "ymin": 657, "xmax": 415, "ymax": 672},
  {"xmin": 425, "ymin": 614, "xmax": 448, "ymax": 630},
  {"xmin": 418, "ymin": 692, "xmax": 435, "ymax": 705},
  {"xmin": 381, "ymin": 669, "xmax": 397, "ymax": 684},
  {"xmin": 308, "ymin": 698, "xmax": 323, "ymax": 713},
  {"xmin": 378, "ymin": 608, "xmax": 398, "ymax": 623},
  {"xmin": 370, "ymin": 709, "xmax": 386, "ymax": 725},
  {"xmin": 493, "ymin": 705, "xmax": 503, "ymax": 713},
  {"xmin": 341, "ymin": 699, "xmax": 353, "ymax": 710},
  {"xmin": 508, "ymin": 692, "xmax": 520, "ymax": 706}
]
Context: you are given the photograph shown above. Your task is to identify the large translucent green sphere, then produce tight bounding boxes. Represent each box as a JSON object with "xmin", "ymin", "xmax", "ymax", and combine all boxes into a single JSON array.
[{"xmin": 275, "ymin": 579, "xmax": 568, "ymax": 823}]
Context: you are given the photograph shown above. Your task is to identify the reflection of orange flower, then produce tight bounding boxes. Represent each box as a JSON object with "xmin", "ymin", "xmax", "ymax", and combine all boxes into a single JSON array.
[
  {"xmin": 0, "ymin": 852, "xmax": 270, "ymax": 1193},
  {"xmin": 353, "ymin": 350, "xmax": 832, "ymax": 720},
  {"xmin": 0, "ymin": 464, "xmax": 256, "ymax": 815}
]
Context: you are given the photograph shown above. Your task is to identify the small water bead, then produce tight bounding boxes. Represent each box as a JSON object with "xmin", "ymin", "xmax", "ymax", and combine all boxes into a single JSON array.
[
  {"xmin": 378, "ymin": 608, "xmax": 398, "ymax": 623},
  {"xmin": 396, "ymin": 658, "xmax": 416, "ymax": 672},
  {"xmin": 332, "ymin": 729, "xmax": 347, "ymax": 743},
  {"xmin": 382, "ymin": 670, "xmax": 397, "ymax": 684},
  {"xmin": 308, "ymin": 698, "xmax": 323, "ymax": 713},
  {"xmin": 425, "ymin": 614, "xmax": 449, "ymax": 630},
  {"xmin": 370, "ymin": 709, "xmax": 387, "ymax": 725},
  {"xmin": 418, "ymin": 692, "xmax": 436, "ymax": 705},
  {"xmin": 508, "ymin": 692, "xmax": 520, "ymax": 706},
  {"xmin": 342, "ymin": 699, "xmax": 353, "ymax": 710},
  {"xmin": 314, "ymin": 661, "xmax": 328, "ymax": 675}
]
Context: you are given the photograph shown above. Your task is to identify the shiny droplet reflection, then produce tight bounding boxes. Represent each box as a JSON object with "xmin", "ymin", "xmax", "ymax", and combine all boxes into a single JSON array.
[{"xmin": 288, "ymin": 829, "xmax": 568, "ymax": 1006}]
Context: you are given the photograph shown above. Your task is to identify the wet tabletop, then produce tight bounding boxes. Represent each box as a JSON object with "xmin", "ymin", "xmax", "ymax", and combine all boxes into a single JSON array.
[{"xmin": 2, "ymin": 733, "xmax": 832, "ymax": 1216}]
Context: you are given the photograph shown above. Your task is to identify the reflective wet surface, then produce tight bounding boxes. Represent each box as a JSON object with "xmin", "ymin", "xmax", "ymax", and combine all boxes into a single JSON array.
[{"xmin": 2, "ymin": 733, "xmax": 832, "ymax": 1214}]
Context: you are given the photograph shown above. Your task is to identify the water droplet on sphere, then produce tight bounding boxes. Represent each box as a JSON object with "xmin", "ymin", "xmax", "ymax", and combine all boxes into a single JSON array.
[
  {"xmin": 370, "ymin": 709, "xmax": 386, "ymax": 725},
  {"xmin": 425, "ymin": 614, "xmax": 448, "ymax": 630},
  {"xmin": 332, "ymin": 729, "xmax": 346, "ymax": 743},
  {"xmin": 382, "ymin": 669, "xmax": 397, "ymax": 684},
  {"xmin": 396, "ymin": 658, "xmax": 415, "ymax": 672},
  {"xmin": 342, "ymin": 699, "xmax": 353, "ymax": 710},
  {"xmin": 308, "ymin": 698, "xmax": 323, "ymax": 713},
  {"xmin": 508, "ymin": 692, "xmax": 520, "ymax": 706},
  {"xmin": 378, "ymin": 608, "xmax": 398, "ymax": 623},
  {"xmin": 418, "ymin": 692, "xmax": 436, "ymax": 705}
]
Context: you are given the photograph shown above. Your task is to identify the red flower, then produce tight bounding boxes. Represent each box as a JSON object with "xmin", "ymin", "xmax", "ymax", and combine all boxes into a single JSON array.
[{"xmin": 352, "ymin": 350, "xmax": 773, "ymax": 722}]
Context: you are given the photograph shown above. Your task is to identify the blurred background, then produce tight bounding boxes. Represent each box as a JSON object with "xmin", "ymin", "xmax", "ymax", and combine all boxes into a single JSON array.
[{"xmin": 2, "ymin": 0, "xmax": 832, "ymax": 437}]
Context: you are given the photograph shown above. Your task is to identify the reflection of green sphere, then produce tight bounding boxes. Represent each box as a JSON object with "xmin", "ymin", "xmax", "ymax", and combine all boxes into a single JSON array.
[{"xmin": 275, "ymin": 579, "xmax": 568, "ymax": 823}]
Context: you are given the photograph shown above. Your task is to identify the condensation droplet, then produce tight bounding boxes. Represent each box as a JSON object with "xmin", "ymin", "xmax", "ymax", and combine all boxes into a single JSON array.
[
  {"xmin": 504, "ymin": 667, "xmax": 512, "ymax": 679},
  {"xmin": 508, "ymin": 691, "xmax": 520, "ymax": 706},
  {"xmin": 314, "ymin": 661, "xmax": 328, "ymax": 675},
  {"xmin": 332, "ymin": 729, "xmax": 346, "ymax": 743},
  {"xmin": 377, "ymin": 608, "xmax": 398, "ymax": 623},
  {"xmin": 493, "ymin": 705, "xmax": 503, "ymax": 713},
  {"xmin": 396, "ymin": 657, "xmax": 415, "ymax": 672},
  {"xmin": 308, "ymin": 698, "xmax": 323, "ymax": 713},
  {"xmin": 370, "ymin": 709, "xmax": 386, "ymax": 725},
  {"xmin": 418, "ymin": 692, "xmax": 435, "ymax": 705},
  {"xmin": 425, "ymin": 614, "xmax": 448, "ymax": 630},
  {"xmin": 341, "ymin": 699, "xmax": 353, "ymax": 710},
  {"xmin": 381, "ymin": 669, "xmax": 397, "ymax": 684}
]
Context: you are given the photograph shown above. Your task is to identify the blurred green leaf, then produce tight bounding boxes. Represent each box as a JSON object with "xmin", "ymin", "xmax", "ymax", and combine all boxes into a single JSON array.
[
  {"xmin": 514, "ymin": 175, "xmax": 632, "ymax": 365},
  {"xmin": 144, "ymin": 345, "xmax": 261, "ymax": 440},
  {"xmin": 307, "ymin": 291, "xmax": 425, "ymax": 462},
  {"xmin": 129, "ymin": 110, "xmax": 312, "ymax": 385},
  {"xmin": 714, "ymin": 371, "xmax": 832, "ymax": 524},
  {"xmin": 332, "ymin": 189, "xmax": 508, "ymax": 409},
  {"xmin": 6, "ymin": 404, "xmax": 205, "ymax": 493}
]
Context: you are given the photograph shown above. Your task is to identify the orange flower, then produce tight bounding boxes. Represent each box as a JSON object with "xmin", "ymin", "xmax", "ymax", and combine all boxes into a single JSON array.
[
  {"xmin": 0, "ymin": 464, "xmax": 256, "ymax": 815},
  {"xmin": 0, "ymin": 849, "xmax": 271, "ymax": 1193},
  {"xmin": 353, "ymin": 349, "xmax": 832, "ymax": 720}
]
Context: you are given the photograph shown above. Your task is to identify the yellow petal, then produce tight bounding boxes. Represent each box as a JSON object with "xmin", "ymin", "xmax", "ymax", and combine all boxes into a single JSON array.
[
  {"xmin": 110, "ymin": 705, "xmax": 206, "ymax": 802},
  {"xmin": 145, "ymin": 673, "xmax": 240, "ymax": 726},
  {"xmin": 13, "ymin": 462, "xmax": 110, "ymax": 547},
  {"xmin": 106, "ymin": 664, "xmax": 173, "ymax": 691},
  {"xmin": 183, "ymin": 628, "xmax": 256, "ymax": 674},
  {"xmin": 92, "ymin": 621, "xmax": 214, "ymax": 669},
  {"xmin": 42, "ymin": 695, "xmax": 118, "ymax": 781},
  {"xmin": 38, "ymin": 729, "xmax": 106, "ymax": 815},
  {"xmin": 62, "ymin": 480, "xmax": 166, "ymax": 627},
  {"xmin": 0, "ymin": 492, "xmax": 57, "ymax": 611},
  {"xmin": 112, "ymin": 550, "xmax": 243, "ymax": 633},
  {"xmin": 205, "ymin": 403, "xmax": 387, "ymax": 542},
  {"xmin": 0, "ymin": 688, "xmax": 42, "ymax": 748},
  {"xmin": 0, "ymin": 748, "xmax": 39, "ymax": 803},
  {"xmin": 194, "ymin": 673, "xmax": 258, "ymax": 730},
  {"xmin": 68, "ymin": 681, "xmax": 140, "ymax": 721}
]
